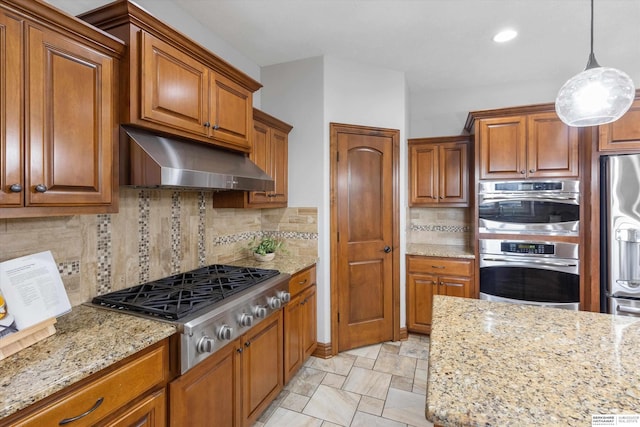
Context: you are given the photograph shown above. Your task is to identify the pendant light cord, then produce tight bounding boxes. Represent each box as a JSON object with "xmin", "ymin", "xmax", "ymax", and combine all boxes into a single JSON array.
[{"xmin": 586, "ymin": 0, "xmax": 600, "ymax": 69}]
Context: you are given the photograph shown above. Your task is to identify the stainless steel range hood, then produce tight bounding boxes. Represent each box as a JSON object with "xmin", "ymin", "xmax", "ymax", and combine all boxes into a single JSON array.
[{"xmin": 120, "ymin": 125, "xmax": 274, "ymax": 192}]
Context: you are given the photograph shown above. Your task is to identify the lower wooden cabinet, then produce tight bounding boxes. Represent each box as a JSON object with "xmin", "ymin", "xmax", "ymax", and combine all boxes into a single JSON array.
[
  {"xmin": 284, "ymin": 266, "xmax": 317, "ymax": 383},
  {"xmin": 406, "ymin": 256, "xmax": 474, "ymax": 334},
  {"xmin": 103, "ymin": 389, "xmax": 166, "ymax": 427},
  {"xmin": 168, "ymin": 310, "xmax": 283, "ymax": 427},
  {"xmin": 7, "ymin": 339, "xmax": 170, "ymax": 427}
]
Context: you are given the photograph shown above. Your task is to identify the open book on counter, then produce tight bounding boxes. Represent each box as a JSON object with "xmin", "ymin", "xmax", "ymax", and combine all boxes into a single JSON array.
[{"xmin": 0, "ymin": 251, "xmax": 71, "ymax": 340}]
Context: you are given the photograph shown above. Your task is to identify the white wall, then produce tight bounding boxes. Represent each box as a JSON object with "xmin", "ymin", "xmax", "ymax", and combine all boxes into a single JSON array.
[
  {"xmin": 410, "ymin": 77, "xmax": 579, "ymax": 137},
  {"xmin": 262, "ymin": 56, "xmax": 407, "ymax": 343}
]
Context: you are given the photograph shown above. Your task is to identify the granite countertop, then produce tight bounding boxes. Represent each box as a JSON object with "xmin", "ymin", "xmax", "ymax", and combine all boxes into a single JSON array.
[
  {"xmin": 0, "ymin": 304, "xmax": 177, "ymax": 420},
  {"xmin": 228, "ymin": 254, "xmax": 318, "ymax": 275},
  {"xmin": 406, "ymin": 243, "xmax": 475, "ymax": 259},
  {"xmin": 426, "ymin": 296, "xmax": 640, "ymax": 426}
]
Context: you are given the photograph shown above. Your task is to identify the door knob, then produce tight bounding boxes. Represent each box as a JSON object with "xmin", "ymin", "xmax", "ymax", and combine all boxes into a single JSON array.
[{"xmin": 383, "ymin": 246, "xmax": 392, "ymax": 253}]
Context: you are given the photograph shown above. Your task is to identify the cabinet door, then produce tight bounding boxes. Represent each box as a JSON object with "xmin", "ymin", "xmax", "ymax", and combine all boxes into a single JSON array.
[
  {"xmin": 407, "ymin": 273, "xmax": 438, "ymax": 334},
  {"xmin": 103, "ymin": 389, "xmax": 166, "ymax": 427},
  {"xmin": 242, "ymin": 310, "xmax": 283, "ymax": 427},
  {"xmin": 209, "ymin": 72, "xmax": 252, "ymax": 151},
  {"xmin": 0, "ymin": 12, "xmax": 23, "ymax": 207},
  {"xmin": 439, "ymin": 142, "xmax": 468, "ymax": 204},
  {"xmin": 599, "ymin": 99, "xmax": 640, "ymax": 151},
  {"xmin": 301, "ymin": 285, "xmax": 317, "ymax": 360},
  {"xmin": 438, "ymin": 276, "xmax": 473, "ymax": 298},
  {"xmin": 26, "ymin": 23, "xmax": 114, "ymax": 206},
  {"xmin": 169, "ymin": 340, "xmax": 242, "ymax": 427},
  {"xmin": 140, "ymin": 31, "xmax": 209, "ymax": 136},
  {"xmin": 248, "ymin": 120, "xmax": 271, "ymax": 205},
  {"xmin": 269, "ymin": 127, "xmax": 288, "ymax": 204},
  {"xmin": 478, "ymin": 116, "xmax": 526, "ymax": 179},
  {"xmin": 527, "ymin": 112, "xmax": 578, "ymax": 178},
  {"xmin": 283, "ymin": 295, "xmax": 303, "ymax": 383},
  {"xmin": 409, "ymin": 143, "xmax": 438, "ymax": 205}
]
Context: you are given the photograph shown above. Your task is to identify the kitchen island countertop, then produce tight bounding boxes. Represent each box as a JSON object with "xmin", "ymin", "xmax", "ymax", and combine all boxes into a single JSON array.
[
  {"xmin": 426, "ymin": 296, "xmax": 640, "ymax": 426},
  {"xmin": 0, "ymin": 304, "xmax": 177, "ymax": 420}
]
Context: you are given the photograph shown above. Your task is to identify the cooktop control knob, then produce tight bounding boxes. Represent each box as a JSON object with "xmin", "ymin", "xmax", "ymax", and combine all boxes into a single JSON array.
[
  {"xmin": 277, "ymin": 291, "xmax": 291, "ymax": 303},
  {"xmin": 253, "ymin": 306, "xmax": 268, "ymax": 319},
  {"xmin": 196, "ymin": 336, "xmax": 215, "ymax": 353},
  {"xmin": 267, "ymin": 296, "xmax": 282, "ymax": 309},
  {"xmin": 218, "ymin": 325, "xmax": 233, "ymax": 340},
  {"xmin": 239, "ymin": 313, "xmax": 254, "ymax": 327}
]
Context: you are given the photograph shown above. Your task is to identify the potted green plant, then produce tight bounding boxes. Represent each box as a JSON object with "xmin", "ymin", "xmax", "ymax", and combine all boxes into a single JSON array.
[{"xmin": 249, "ymin": 236, "xmax": 284, "ymax": 262}]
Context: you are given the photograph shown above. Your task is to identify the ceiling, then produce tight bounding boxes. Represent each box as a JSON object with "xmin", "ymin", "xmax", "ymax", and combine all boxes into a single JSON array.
[{"xmin": 46, "ymin": 0, "xmax": 640, "ymax": 95}]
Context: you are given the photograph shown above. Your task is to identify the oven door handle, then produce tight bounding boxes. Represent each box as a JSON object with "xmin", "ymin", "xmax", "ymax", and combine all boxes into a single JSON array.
[
  {"xmin": 481, "ymin": 257, "xmax": 578, "ymax": 268},
  {"xmin": 616, "ymin": 304, "xmax": 640, "ymax": 315},
  {"xmin": 479, "ymin": 194, "xmax": 579, "ymax": 204}
]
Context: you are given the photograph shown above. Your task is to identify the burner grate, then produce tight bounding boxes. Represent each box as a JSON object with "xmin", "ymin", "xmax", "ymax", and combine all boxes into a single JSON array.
[{"xmin": 92, "ymin": 265, "xmax": 280, "ymax": 320}]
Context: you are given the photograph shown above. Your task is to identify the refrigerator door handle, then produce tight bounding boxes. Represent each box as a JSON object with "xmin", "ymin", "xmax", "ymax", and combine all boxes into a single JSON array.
[{"xmin": 616, "ymin": 304, "xmax": 640, "ymax": 316}]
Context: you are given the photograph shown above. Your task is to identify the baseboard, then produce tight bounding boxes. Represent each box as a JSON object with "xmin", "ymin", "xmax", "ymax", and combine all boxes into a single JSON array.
[
  {"xmin": 312, "ymin": 342, "xmax": 332, "ymax": 359},
  {"xmin": 399, "ymin": 327, "xmax": 408, "ymax": 341}
]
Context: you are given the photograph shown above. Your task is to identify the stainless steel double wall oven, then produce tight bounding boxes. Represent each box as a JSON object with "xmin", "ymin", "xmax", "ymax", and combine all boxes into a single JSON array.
[{"xmin": 478, "ymin": 179, "xmax": 580, "ymax": 309}]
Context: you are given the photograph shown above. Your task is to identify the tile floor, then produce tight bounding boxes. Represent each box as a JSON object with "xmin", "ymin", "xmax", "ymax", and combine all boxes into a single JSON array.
[{"xmin": 252, "ymin": 334, "xmax": 433, "ymax": 427}]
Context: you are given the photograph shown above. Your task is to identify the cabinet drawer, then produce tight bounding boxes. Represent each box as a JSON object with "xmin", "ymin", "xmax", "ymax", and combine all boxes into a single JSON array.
[
  {"xmin": 289, "ymin": 265, "xmax": 316, "ymax": 297},
  {"xmin": 407, "ymin": 256, "xmax": 472, "ymax": 277},
  {"xmin": 14, "ymin": 344, "xmax": 167, "ymax": 427}
]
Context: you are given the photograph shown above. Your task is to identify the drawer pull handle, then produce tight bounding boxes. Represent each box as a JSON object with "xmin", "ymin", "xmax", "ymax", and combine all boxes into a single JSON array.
[
  {"xmin": 298, "ymin": 279, "xmax": 308, "ymax": 285},
  {"xmin": 431, "ymin": 265, "xmax": 445, "ymax": 269},
  {"xmin": 440, "ymin": 282, "xmax": 464, "ymax": 287},
  {"xmin": 59, "ymin": 397, "xmax": 104, "ymax": 425}
]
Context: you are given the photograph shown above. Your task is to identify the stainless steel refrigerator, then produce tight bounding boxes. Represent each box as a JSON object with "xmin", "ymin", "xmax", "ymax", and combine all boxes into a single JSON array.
[{"xmin": 602, "ymin": 153, "xmax": 640, "ymax": 317}]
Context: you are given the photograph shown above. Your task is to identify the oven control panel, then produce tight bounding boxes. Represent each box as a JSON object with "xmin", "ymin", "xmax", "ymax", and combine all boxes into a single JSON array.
[{"xmin": 500, "ymin": 242, "xmax": 555, "ymax": 255}]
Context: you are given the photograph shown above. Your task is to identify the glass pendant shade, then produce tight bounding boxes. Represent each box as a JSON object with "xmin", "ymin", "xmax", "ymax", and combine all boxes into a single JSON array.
[
  {"xmin": 555, "ymin": 0, "xmax": 635, "ymax": 127},
  {"xmin": 555, "ymin": 65, "xmax": 635, "ymax": 127}
]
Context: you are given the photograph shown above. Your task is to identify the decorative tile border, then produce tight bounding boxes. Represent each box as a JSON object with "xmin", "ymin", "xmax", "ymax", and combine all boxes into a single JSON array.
[
  {"xmin": 198, "ymin": 192, "xmax": 206, "ymax": 267},
  {"xmin": 212, "ymin": 231, "xmax": 318, "ymax": 246},
  {"xmin": 58, "ymin": 260, "xmax": 80, "ymax": 276},
  {"xmin": 138, "ymin": 190, "xmax": 150, "ymax": 283},
  {"xmin": 171, "ymin": 192, "xmax": 181, "ymax": 274},
  {"xmin": 96, "ymin": 213, "xmax": 112, "ymax": 295},
  {"xmin": 409, "ymin": 224, "xmax": 470, "ymax": 233}
]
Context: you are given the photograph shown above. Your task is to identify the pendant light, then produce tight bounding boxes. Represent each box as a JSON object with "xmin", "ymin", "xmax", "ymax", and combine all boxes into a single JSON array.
[{"xmin": 555, "ymin": 0, "xmax": 635, "ymax": 127}]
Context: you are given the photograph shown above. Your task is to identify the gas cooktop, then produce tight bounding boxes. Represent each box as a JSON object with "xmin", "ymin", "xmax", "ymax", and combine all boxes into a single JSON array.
[{"xmin": 92, "ymin": 264, "xmax": 280, "ymax": 320}]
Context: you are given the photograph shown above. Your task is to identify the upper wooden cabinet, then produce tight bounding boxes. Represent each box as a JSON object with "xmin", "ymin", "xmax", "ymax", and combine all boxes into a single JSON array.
[
  {"xmin": 409, "ymin": 136, "xmax": 470, "ymax": 207},
  {"xmin": 213, "ymin": 109, "xmax": 293, "ymax": 208},
  {"xmin": 0, "ymin": 0, "xmax": 124, "ymax": 219},
  {"xmin": 80, "ymin": 0, "xmax": 261, "ymax": 153},
  {"xmin": 468, "ymin": 106, "xmax": 579, "ymax": 180},
  {"xmin": 599, "ymin": 97, "xmax": 640, "ymax": 152}
]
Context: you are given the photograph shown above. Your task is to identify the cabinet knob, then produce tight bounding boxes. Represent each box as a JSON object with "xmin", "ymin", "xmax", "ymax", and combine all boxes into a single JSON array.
[
  {"xmin": 35, "ymin": 184, "xmax": 47, "ymax": 193},
  {"xmin": 529, "ymin": 169, "xmax": 535, "ymax": 173},
  {"xmin": 439, "ymin": 196, "xmax": 444, "ymax": 199},
  {"xmin": 9, "ymin": 184, "xmax": 22, "ymax": 193},
  {"xmin": 520, "ymin": 170, "xmax": 526, "ymax": 174},
  {"xmin": 213, "ymin": 124, "xmax": 220, "ymax": 130},
  {"xmin": 204, "ymin": 121, "xmax": 211, "ymax": 128}
]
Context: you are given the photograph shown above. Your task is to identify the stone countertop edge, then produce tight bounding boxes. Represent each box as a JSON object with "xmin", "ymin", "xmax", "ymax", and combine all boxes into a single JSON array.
[
  {"xmin": 0, "ymin": 304, "xmax": 177, "ymax": 420},
  {"xmin": 406, "ymin": 243, "xmax": 475, "ymax": 259},
  {"xmin": 425, "ymin": 295, "xmax": 640, "ymax": 427}
]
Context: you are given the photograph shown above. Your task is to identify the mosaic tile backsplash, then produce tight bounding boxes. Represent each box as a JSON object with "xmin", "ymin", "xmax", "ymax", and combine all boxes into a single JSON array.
[
  {"xmin": 0, "ymin": 188, "xmax": 318, "ymax": 306},
  {"xmin": 407, "ymin": 207, "xmax": 472, "ymax": 246}
]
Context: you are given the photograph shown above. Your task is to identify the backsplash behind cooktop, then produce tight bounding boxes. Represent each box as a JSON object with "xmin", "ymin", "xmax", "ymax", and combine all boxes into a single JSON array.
[{"xmin": 0, "ymin": 188, "xmax": 318, "ymax": 306}]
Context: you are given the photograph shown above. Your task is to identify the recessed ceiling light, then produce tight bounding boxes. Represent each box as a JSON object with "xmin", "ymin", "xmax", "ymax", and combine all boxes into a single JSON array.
[{"xmin": 493, "ymin": 29, "xmax": 518, "ymax": 43}]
